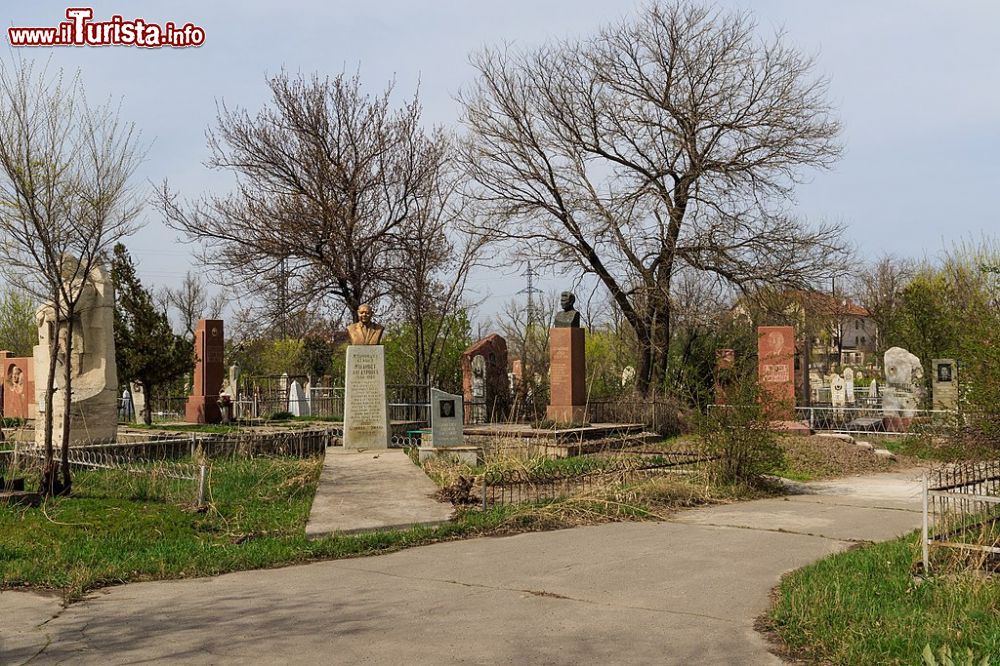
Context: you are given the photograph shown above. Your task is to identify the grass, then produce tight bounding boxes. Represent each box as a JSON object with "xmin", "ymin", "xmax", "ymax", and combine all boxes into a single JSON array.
[
  {"xmin": 883, "ymin": 433, "xmax": 998, "ymax": 462},
  {"xmin": 768, "ymin": 533, "xmax": 1000, "ymax": 665},
  {"xmin": 0, "ymin": 452, "xmax": 771, "ymax": 601}
]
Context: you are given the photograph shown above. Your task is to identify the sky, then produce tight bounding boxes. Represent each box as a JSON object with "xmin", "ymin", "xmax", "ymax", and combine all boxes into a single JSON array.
[{"xmin": 3, "ymin": 1, "xmax": 999, "ymax": 326}]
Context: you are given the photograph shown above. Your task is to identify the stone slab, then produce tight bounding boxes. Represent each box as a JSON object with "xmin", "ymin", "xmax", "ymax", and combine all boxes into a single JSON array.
[
  {"xmin": 758, "ymin": 326, "xmax": 795, "ymax": 418},
  {"xmin": 343, "ymin": 345, "xmax": 389, "ymax": 449},
  {"xmin": 305, "ymin": 449, "xmax": 452, "ymax": 537},
  {"xmin": 417, "ymin": 446, "xmax": 482, "ymax": 466},
  {"xmin": 430, "ymin": 388, "xmax": 463, "ymax": 447},
  {"xmin": 185, "ymin": 319, "xmax": 224, "ymax": 424}
]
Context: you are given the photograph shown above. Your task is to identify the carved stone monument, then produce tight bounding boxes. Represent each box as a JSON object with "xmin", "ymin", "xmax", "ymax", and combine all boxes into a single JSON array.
[
  {"xmin": 461, "ymin": 334, "xmax": 508, "ymax": 424},
  {"xmin": 757, "ymin": 326, "xmax": 795, "ymax": 418},
  {"xmin": 931, "ymin": 359, "xmax": 958, "ymax": 411},
  {"xmin": 185, "ymin": 319, "xmax": 225, "ymax": 424},
  {"xmin": 34, "ymin": 260, "xmax": 118, "ymax": 446},
  {"xmin": 343, "ymin": 304, "xmax": 389, "ymax": 449},
  {"xmin": 882, "ymin": 346, "xmax": 923, "ymax": 418},
  {"xmin": 547, "ymin": 292, "xmax": 587, "ymax": 423}
]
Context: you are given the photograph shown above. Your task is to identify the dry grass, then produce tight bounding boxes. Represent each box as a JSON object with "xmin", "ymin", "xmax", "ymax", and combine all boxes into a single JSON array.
[{"xmin": 775, "ymin": 435, "xmax": 910, "ymax": 481}]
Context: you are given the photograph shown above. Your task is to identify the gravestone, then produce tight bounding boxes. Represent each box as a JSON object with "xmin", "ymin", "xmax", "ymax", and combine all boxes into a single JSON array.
[
  {"xmin": 547, "ymin": 310, "xmax": 587, "ymax": 424},
  {"xmin": 343, "ymin": 345, "xmax": 389, "ymax": 449},
  {"xmin": 843, "ymin": 367, "xmax": 856, "ymax": 404},
  {"xmin": 430, "ymin": 388, "xmax": 463, "ymax": 447},
  {"xmin": 420, "ymin": 388, "xmax": 481, "ymax": 464},
  {"xmin": 882, "ymin": 346, "xmax": 923, "ymax": 418},
  {"xmin": 2, "ymin": 355, "xmax": 34, "ymax": 419},
  {"xmin": 185, "ymin": 319, "xmax": 224, "ymax": 424},
  {"xmin": 461, "ymin": 334, "xmax": 509, "ymax": 423},
  {"xmin": 121, "ymin": 388, "xmax": 133, "ymax": 421},
  {"xmin": 931, "ymin": 359, "xmax": 958, "ymax": 411},
  {"xmin": 288, "ymin": 380, "xmax": 310, "ymax": 417},
  {"xmin": 130, "ymin": 381, "xmax": 146, "ymax": 420},
  {"xmin": 830, "ymin": 373, "xmax": 846, "ymax": 413},
  {"xmin": 34, "ymin": 259, "xmax": 118, "ymax": 446},
  {"xmin": 757, "ymin": 326, "xmax": 795, "ymax": 418}
]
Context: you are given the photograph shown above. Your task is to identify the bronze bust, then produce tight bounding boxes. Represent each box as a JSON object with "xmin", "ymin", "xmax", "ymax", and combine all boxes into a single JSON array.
[
  {"xmin": 346, "ymin": 304, "xmax": 384, "ymax": 345},
  {"xmin": 553, "ymin": 291, "xmax": 581, "ymax": 328}
]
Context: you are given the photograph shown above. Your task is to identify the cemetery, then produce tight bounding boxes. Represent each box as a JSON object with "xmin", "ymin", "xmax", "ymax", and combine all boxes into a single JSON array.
[{"xmin": 1, "ymin": 2, "xmax": 999, "ymax": 664}]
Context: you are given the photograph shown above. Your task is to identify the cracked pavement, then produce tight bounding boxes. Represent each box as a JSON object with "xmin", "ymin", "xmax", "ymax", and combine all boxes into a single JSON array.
[{"xmin": 0, "ymin": 470, "xmax": 923, "ymax": 665}]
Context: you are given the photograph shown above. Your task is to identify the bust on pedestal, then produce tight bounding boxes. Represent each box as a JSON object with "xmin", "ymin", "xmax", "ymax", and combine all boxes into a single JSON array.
[
  {"xmin": 546, "ymin": 292, "xmax": 587, "ymax": 423},
  {"xmin": 343, "ymin": 304, "xmax": 389, "ymax": 449}
]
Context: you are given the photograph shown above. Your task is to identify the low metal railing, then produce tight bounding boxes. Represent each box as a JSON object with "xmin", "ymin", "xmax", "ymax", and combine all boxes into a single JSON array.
[{"xmin": 922, "ymin": 461, "xmax": 1000, "ymax": 573}]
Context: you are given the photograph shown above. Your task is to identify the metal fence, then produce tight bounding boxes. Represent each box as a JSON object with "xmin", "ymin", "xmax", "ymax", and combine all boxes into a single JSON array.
[
  {"xmin": 795, "ymin": 406, "xmax": 957, "ymax": 435},
  {"xmin": 477, "ymin": 453, "xmax": 712, "ymax": 507},
  {"xmin": 10, "ymin": 442, "xmax": 208, "ymax": 506},
  {"xmin": 922, "ymin": 461, "xmax": 1000, "ymax": 573}
]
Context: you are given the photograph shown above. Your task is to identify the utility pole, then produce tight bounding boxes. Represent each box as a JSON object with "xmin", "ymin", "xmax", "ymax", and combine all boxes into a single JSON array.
[{"xmin": 517, "ymin": 262, "xmax": 542, "ymax": 325}]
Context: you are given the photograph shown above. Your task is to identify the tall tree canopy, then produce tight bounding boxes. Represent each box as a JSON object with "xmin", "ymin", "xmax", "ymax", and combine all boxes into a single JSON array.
[
  {"xmin": 459, "ymin": 1, "xmax": 848, "ymax": 394},
  {"xmin": 111, "ymin": 244, "xmax": 193, "ymax": 425}
]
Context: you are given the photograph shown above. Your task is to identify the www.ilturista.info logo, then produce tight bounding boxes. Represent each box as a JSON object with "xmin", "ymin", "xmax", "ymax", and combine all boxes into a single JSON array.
[{"xmin": 8, "ymin": 8, "xmax": 205, "ymax": 48}]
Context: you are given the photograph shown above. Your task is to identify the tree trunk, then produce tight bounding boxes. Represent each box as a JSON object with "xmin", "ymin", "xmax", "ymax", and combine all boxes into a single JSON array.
[
  {"xmin": 40, "ymin": 309, "xmax": 61, "ymax": 496},
  {"xmin": 59, "ymin": 310, "xmax": 74, "ymax": 496},
  {"xmin": 142, "ymin": 380, "xmax": 153, "ymax": 425}
]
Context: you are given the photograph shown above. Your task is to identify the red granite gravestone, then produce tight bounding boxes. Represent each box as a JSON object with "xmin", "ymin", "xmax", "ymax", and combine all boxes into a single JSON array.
[
  {"xmin": 758, "ymin": 326, "xmax": 795, "ymax": 418},
  {"xmin": 546, "ymin": 327, "xmax": 587, "ymax": 423},
  {"xmin": 461, "ymin": 334, "xmax": 509, "ymax": 422},
  {"xmin": 185, "ymin": 319, "xmax": 224, "ymax": 424}
]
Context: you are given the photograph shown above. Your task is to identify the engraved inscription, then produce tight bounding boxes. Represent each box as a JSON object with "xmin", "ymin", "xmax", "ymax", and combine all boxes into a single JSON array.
[{"xmin": 762, "ymin": 364, "xmax": 790, "ymax": 383}]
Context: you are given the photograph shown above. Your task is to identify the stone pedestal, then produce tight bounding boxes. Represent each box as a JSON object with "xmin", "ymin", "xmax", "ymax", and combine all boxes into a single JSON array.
[
  {"xmin": 546, "ymin": 327, "xmax": 586, "ymax": 423},
  {"xmin": 185, "ymin": 320, "xmax": 224, "ymax": 424},
  {"xmin": 758, "ymin": 326, "xmax": 795, "ymax": 419},
  {"xmin": 343, "ymin": 345, "xmax": 389, "ymax": 449}
]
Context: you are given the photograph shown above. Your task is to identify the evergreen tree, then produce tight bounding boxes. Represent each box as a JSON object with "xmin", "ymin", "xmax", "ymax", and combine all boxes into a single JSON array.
[{"xmin": 111, "ymin": 244, "xmax": 194, "ymax": 425}]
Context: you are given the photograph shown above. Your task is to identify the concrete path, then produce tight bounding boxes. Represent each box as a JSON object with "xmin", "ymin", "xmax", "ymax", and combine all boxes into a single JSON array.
[
  {"xmin": 1, "ymin": 470, "xmax": 924, "ymax": 665},
  {"xmin": 305, "ymin": 448, "xmax": 453, "ymax": 538}
]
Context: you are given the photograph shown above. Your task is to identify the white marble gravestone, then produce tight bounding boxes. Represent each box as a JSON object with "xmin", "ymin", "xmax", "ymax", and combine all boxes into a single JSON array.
[
  {"xmin": 288, "ymin": 380, "xmax": 310, "ymax": 417},
  {"xmin": 843, "ymin": 367, "xmax": 855, "ymax": 404},
  {"xmin": 343, "ymin": 345, "xmax": 389, "ymax": 449},
  {"xmin": 430, "ymin": 388, "xmax": 464, "ymax": 448},
  {"xmin": 830, "ymin": 373, "xmax": 846, "ymax": 413},
  {"xmin": 883, "ymin": 347, "xmax": 923, "ymax": 417}
]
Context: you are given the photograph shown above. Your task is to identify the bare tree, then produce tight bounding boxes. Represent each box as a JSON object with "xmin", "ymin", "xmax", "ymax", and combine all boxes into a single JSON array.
[
  {"xmin": 163, "ymin": 271, "xmax": 226, "ymax": 338},
  {"xmin": 0, "ymin": 59, "xmax": 143, "ymax": 494},
  {"xmin": 385, "ymin": 149, "xmax": 490, "ymax": 386},
  {"xmin": 851, "ymin": 255, "xmax": 917, "ymax": 352},
  {"xmin": 160, "ymin": 71, "xmax": 454, "ymax": 324},
  {"xmin": 459, "ymin": 2, "xmax": 847, "ymax": 395}
]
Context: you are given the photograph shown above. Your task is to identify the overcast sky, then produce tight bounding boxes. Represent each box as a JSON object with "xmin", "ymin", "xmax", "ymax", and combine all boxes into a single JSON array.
[{"xmin": 4, "ymin": 1, "xmax": 999, "ymax": 325}]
